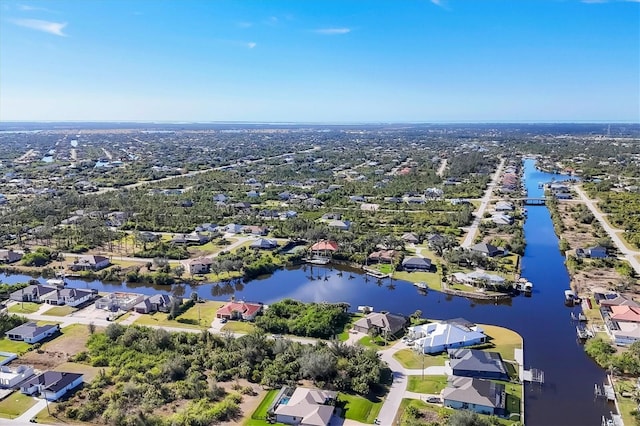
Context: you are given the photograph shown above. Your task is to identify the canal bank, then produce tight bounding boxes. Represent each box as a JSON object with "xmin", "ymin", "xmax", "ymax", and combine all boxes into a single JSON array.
[{"xmin": 0, "ymin": 159, "xmax": 612, "ymax": 425}]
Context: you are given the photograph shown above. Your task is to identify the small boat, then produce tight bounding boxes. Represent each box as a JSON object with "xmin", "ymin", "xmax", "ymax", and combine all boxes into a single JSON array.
[
  {"xmin": 357, "ymin": 305, "xmax": 374, "ymax": 313},
  {"xmin": 565, "ymin": 290, "xmax": 580, "ymax": 306},
  {"xmin": 414, "ymin": 282, "xmax": 427, "ymax": 289},
  {"xmin": 46, "ymin": 278, "xmax": 66, "ymax": 288}
]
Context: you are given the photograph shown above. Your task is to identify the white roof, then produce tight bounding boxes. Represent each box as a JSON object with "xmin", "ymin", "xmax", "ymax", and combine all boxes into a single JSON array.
[{"xmin": 409, "ymin": 322, "xmax": 486, "ymax": 351}]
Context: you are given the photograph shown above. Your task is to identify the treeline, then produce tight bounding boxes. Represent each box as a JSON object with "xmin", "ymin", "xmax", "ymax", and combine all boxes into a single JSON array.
[
  {"xmin": 585, "ymin": 339, "xmax": 640, "ymax": 375},
  {"xmin": 58, "ymin": 324, "xmax": 387, "ymax": 425}
]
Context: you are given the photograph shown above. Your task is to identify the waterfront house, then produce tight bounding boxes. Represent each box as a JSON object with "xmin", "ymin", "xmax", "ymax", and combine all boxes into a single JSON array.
[
  {"xmin": 250, "ymin": 238, "xmax": 279, "ymax": 250},
  {"xmin": 133, "ymin": 294, "xmax": 179, "ymax": 314},
  {"xmin": 368, "ymin": 250, "xmax": 399, "ymax": 264},
  {"xmin": 442, "ymin": 377, "xmax": 506, "ymax": 416},
  {"xmin": 9, "ymin": 284, "xmax": 57, "ymax": 303},
  {"xmin": 310, "ymin": 240, "xmax": 339, "ymax": 254},
  {"xmin": 0, "ymin": 365, "xmax": 34, "ymax": 388},
  {"xmin": 0, "ymin": 249, "xmax": 23, "ymax": 264},
  {"xmin": 40, "ymin": 288, "xmax": 95, "ymax": 307},
  {"xmin": 495, "ymin": 201, "xmax": 514, "ymax": 212},
  {"xmin": 6, "ymin": 322, "xmax": 60, "ymax": 344},
  {"xmin": 401, "ymin": 257, "xmax": 432, "ymax": 272},
  {"xmin": 95, "ymin": 292, "xmax": 145, "ymax": 312},
  {"xmin": 271, "ymin": 386, "xmax": 337, "ymax": 426},
  {"xmin": 491, "ymin": 213, "xmax": 514, "ymax": 226},
  {"xmin": 352, "ymin": 312, "xmax": 407, "ymax": 336},
  {"xmin": 20, "ymin": 371, "xmax": 83, "ymax": 401},
  {"xmin": 609, "ymin": 306, "xmax": 640, "ymax": 323},
  {"xmin": 181, "ymin": 257, "xmax": 214, "ymax": 275},
  {"xmin": 408, "ymin": 321, "xmax": 486, "ymax": 354},
  {"xmin": 216, "ymin": 301, "xmax": 263, "ymax": 321},
  {"xmin": 470, "ymin": 243, "xmax": 504, "ymax": 257},
  {"xmin": 448, "ymin": 349, "xmax": 509, "ymax": 381},
  {"xmin": 599, "ymin": 295, "xmax": 639, "ymax": 308},
  {"xmin": 70, "ymin": 255, "xmax": 110, "ymax": 271}
]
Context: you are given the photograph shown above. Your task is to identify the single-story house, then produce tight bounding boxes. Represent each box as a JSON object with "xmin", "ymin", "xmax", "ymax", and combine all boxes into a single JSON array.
[
  {"xmin": 310, "ymin": 240, "xmax": 339, "ymax": 253},
  {"xmin": 408, "ymin": 321, "xmax": 486, "ymax": 354},
  {"xmin": 491, "ymin": 213, "xmax": 514, "ymax": 226},
  {"xmin": 20, "ymin": 371, "xmax": 83, "ymax": 401},
  {"xmin": 243, "ymin": 225, "xmax": 269, "ymax": 236},
  {"xmin": 470, "ymin": 243, "xmax": 504, "ymax": 257},
  {"xmin": 95, "ymin": 292, "xmax": 145, "ymax": 312},
  {"xmin": 426, "ymin": 233, "xmax": 446, "ymax": 247},
  {"xmin": 449, "ymin": 349, "xmax": 509, "ymax": 380},
  {"xmin": 216, "ymin": 301, "xmax": 263, "ymax": 321},
  {"xmin": 495, "ymin": 201, "xmax": 514, "ymax": 212},
  {"xmin": 321, "ymin": 213, "xmax": 341, "ymax": 220},
  {"xmin": 600, "ymin": 295, "xmax": 639, "ymax": 308},
  {"xmin": 610, "ymin": 305, "xmax": 640, "ymax": 323},
  {"xmin": 613, "ymin": 323, "xmax": 640, "ymax": 346},
  {"xmin": 402, "ymin": 257, "xmax": 432, "ymax": 272},
  {"xmin": 181, "ymin": 257, "xmax": 214, "ymax": 275},
  {"xmin": 70, "ymin": 255, "xmax": 110, "ymax": 271},
  {"xmin": 401, "ymin": 233, "xmax": 420, "ymax": 244},
  {"xmin": 368, "ymin": 250, "xmax": 399, "ymax": 264},
  {"xmin": 138, "ymin": 231, "xmax": 160, "ymax": 243},
  {"xmin": 172, "ymin": 232, "xmax": 211, "ymax": 245},
  {"xmin": 271, "ymin": 387, "xmax": 337, "ymax": 426},
  {"xmin": 40, "ymin": 288, "xmax": 95, "ymax": 307},
  {"xmin": 9, "ymin": 284, "xmax": 57, "ymax": 303},
  {"xmin": 221, "ymin": 223, "xmax": 244, "ymax": 234},
  {"xmin": 327, "ymin": 220, "xmax": 351, "ymax": 231},
  {"xmin": 455, "ymin": 270, "xmax": 506, "ymax": 287},
  {"xmin": 6, "ymin": 322, "xmax": 60, "ymax": 344},
  {"xmin": 353, "ymin": 312, "xmax": 407, "ymax": 336},
  {"xmin": 0, "ymin": 249, "xmax": 23, "ymax": 264},
  {"xmin": 133, "ymin": 294, "xmax": 179, "ymax": 314},
  {"xmin": 250, "ymin": 238, "xmax": 278, "ymax": 250},
  {"xmin": 0, "ymin": 365, "xmax": 34, "ymax": 388},
  {"xmin": 443, "ymin": 377, "xmax": 506, "ymax": 416},
  {"xmin": 587, "ymin": 246, "xmax": 608, "ymax": 259}
]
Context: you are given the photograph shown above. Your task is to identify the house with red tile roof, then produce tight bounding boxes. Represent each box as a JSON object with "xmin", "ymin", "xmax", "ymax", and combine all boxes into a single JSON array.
[
  {"xmin": 216, "ymin": 301, "xmax": 263, "ymax": 321},
  {"xmin": 310, "ymin": 240, "xmax": 339, "ymax": 253},
  {"xmin": 610, "ymin": 305, "xmax": 640, "ymax": 323}
]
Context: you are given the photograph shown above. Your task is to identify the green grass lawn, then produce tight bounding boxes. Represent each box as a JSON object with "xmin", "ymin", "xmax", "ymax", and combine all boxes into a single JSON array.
[
  {"xmin": 406, "ymin": 376, "xmax": 448, "ymax": 394},
  {"xmin": 500, "ymin": 381, "xmax": 522, "ymax": 416},
  {"xmin": 222, "ymin": 321, "xmax": 257, "ymax": 334},
  {"xmin": 393, "ymin": 349, "xmax": 447, "ymax": 369},
  {"xmin": 479, "ymin": 324, "xmax": 523, "ymax": 361},
  {"xmin": 337, "ymin": 313, "xmax": 364, "ymax": 341},
  {"xmin": 395, "ymin": 398, "xmax": 514, "ymax": 426},
  {"xmin": 8, "ymin": 302, "xmax": 40, "ymax": 314},
  {"xmin": 244, "ymin": 389, "xmax": 278, "ymax": 426},
  {"xmin": 393, "ymin": 271, "xmax": 442, "ymax": 291},
  {"xmin": 115, "ymin": 312, "xmax": 132, "ymax": 323},
  {"xmin": 339, "ymin": 393, "xmax": 383, "ymax": 424},
  {"xmin": 53, "ymin": 362, "xmax": 104, "ymax": 383},
  {"xmin": 358, "ymin": 335, "xmax": 399, "ymax": 348},
  {"xmin": 135, "ymin": 300, "xmax": 226, "ymax": 329},
  {"xmin": 0, "ymin": 338, "xmax": 30, "ymax": 354},
  {"xmin": 43, "ymin": 305, "xmax": 78, "ymax": 316},
  {"xmin": 613, "ymin": 378, "xmax": 640, "ymax": 426},
  {"xmin": 0, "ymin": 391, "xmax": 37, "ymax": 419}
]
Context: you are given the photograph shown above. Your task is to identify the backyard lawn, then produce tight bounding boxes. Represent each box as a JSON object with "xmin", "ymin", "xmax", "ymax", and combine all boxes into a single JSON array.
[
  {"xmin": 479, "ymin": 324, "xmax": 523, "ymax": 361},
  {"xmin": 221, "ymin": 321, "xmax": 257, "ymax": 334},
  {"xmin": 406, "ymin": 375, "xmax": 448, "ymax": 394},
  {"xmin": 358, "ymin": 335, "xmax": 399, "ymax": 348},
  {"xmin": 53, "ymin": 362, "xmax": 105, "ymax": 383},
  {"xmin": 393, "ymin": 349, "xmax": 446, "ymax": 369},
  {"xmin": 0, "ymin": 391, "xmax": 37, "ymax": 419},
  {"xmin": 135, "ymin": 300, "xmax": 225, "ymax": 329},
  {"xmin": 393, "ymin": 270, "xmax": 442, "ymax": 291},
  {"xmin": 43, "ymin": 305, "xmax": 77, "ymax": 316},
  {"xmin": 8, "ymin": 302, "xmax": 40, "ymax": 314},
  {"xmin": 244, "ymin": 389, "xmax": 278, "ymax": 426},
  {"xmin": 339, "ymin": 393, "xmax": 383, "ymax": 424},
  {"xmin": 0, "ymin": 338, "xmax": 30, "ymax": 354}
]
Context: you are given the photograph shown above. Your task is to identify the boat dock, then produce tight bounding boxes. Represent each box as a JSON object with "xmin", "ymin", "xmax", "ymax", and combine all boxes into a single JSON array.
[{"xmin": 362, "ymin": 267, "xmax": 391, "ymax": 278}]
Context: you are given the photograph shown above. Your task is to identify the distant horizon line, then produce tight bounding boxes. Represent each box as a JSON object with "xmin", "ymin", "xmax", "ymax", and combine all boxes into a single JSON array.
[{"xmin": 1, "ymin": 120, "xmax": 639, "ymax": 125}]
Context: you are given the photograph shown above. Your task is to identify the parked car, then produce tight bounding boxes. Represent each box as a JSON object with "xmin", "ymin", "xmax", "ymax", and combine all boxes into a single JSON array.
[
  {"xmin": 426, "ymin": 397, "xmax": 442, "ymax": 403},
  {"xmin": 272, "ymin": 334, "xmax": 283, "ymax": 339},
  {"xmin": 220, "ymin": 318, "xmax": 228, "ymax": 324}
]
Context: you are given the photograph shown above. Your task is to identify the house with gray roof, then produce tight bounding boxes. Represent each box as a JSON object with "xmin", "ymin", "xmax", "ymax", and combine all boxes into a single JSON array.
[
  {"xmin": 402, "ymin": 257, "xmax": 432, "ymax": 272},
  {"xmin": 250, "ymin": 238, "xmax": 279, "ymax": 250},
  {"xmin": 0, "ymin": 249, "xmax": 23, "ymax": 264},
  {"xmin": 448, "ymin": 349, "xmax": 509, "ymax": 380},
  {"xmin": 40, "ymin": 288, "xmax": 96, "ymax": 307},
  {"xmin": 20, "ymin": 371, "xmax": 83, "ymax": 401},
  {"xmin": 443, "ymin": 377, "xmax": 506, "ymax": 416},
  {"xmin": 133, "ymin": 294, "xmax": 178, "ymax": 314},
  {"xmin": 9, "ymin": 285, "xmax": 57, "ymax": 303},
  {"xmin": 353, "ymin": 312, "xmax": 407, "ymax": 336},
  {"xmin": 271, "ymin": 386, "xmax": 337, "ymax": 426},
  {"xmin": 6, "ymin": 322, "xmax": 60, "ymax": 344},
  {"xmin": 470, "ymin": 243, "xmax": 504, "ymax": 257}
]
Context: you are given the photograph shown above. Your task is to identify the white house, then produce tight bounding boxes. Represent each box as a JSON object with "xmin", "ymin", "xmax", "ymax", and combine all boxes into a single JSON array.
[
  {"xmin": 70, "ymin": 255, "xmax": 110, "ymax": 271},
  {"xmin": 491, "ymin": 213, "xmax": 514, "ymax": 226},
  {"xmin": 495, "ymin": 201, "xmax": 514, "ymax": 212},
  {"xmin": 408, "ymin": 321, "xmax": 487, "ymax": 354},
  {"xmin": 6, "ymin": 323, "xmax": 60, "ymax": 344},
  {"xmin": 20, "ymin": 371, "xmax": 83, "ymax": 401},
  {"xmin": 0, "ymin": 365, "xmax": 34, "ymax": 388},
  {"xmin": 40, "ymin": 288, "xmax": 95, "ymax": 307},
  {"xmin": 181, "ymin": 257, "xmax": 213, "ymax": 275},
  {"xmin": 9, "ymin": 285, "xmax": 57, "ymax": 303}
]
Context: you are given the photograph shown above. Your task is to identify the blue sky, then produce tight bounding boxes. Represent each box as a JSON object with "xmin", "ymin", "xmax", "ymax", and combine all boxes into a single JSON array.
[{"xmin": 1, "ymin": 0, "xmax": 638, "ymax": 122}]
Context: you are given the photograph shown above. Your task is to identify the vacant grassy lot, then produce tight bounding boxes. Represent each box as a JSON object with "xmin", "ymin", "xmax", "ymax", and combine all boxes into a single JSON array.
[
  {"xmin": 393, "ymin": 349, "xmax": 447, "ymax": 369},
  {"xmin": 406, "ymin": 376, "xmax": 448, "ymax": 394},
  {"xmin": 8, "ymin": 302, "xmax": 40, "ymax": 314},
  {"xmin": 221, "ymin": 321, "xmax": 257, "ymax": 334},
  {"xmin": 135, "ymin": 300, "xmax": 225, "ymax": 329},
  {"xmin": 53, "ymin": 361, "xmax": 104, "ymax": 383},
  {"xmin": 339, "ymin": 393, "xmax": 383, "ymax": 424},
  {"xmin": 0, "ymin": 338, "xmax": 30, "ymax": 354},
  {"xmin": 244, "ymin": 389, "xmax": 278, "ymax": 426},
  {"xmin": 43, "ymin": 305, "xmax": 78, "ymax": 316},
  {"xmin": 393, "ymin": 271, "xmax": 442, "ymax": 291},
  {"xmin": 0, "ymin": 391, "xmax": 37, "ymax": 419},
  {"xmin": 479, "ymin": 324, "xmax": 523, "ymax": 361}
]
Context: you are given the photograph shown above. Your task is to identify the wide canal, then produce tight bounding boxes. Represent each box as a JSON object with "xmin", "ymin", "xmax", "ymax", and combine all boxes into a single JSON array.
[{"xmin": 1, "ymin": 159, "xmax": 610, "ymax": 425}]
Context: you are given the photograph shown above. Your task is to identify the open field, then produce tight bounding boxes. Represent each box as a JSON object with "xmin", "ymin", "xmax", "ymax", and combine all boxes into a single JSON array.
[
  {"xmin": 244, "ymin": 389, "xmax": 278, "ymax": 426},
  {"xmin": 393, "ymin": 349, "xmax": 447, "ymax": 369},
  {"xmin": 393, "ymin": 271, "xmax": 442, "ymax": 291},
  {"xmin": 13, "ymin": 324, "xmax": 92, "ymax": 370},
  {"xmin": 43, "ymin": 305, "xmax": 78, "ymax": 316},
  {"xmin": 134, "ymin": 300, "xmax": 225, "ymax": 329},
  {"xmin": 222, "ymin": 321, "xmax": 257, "ymax": 333}
]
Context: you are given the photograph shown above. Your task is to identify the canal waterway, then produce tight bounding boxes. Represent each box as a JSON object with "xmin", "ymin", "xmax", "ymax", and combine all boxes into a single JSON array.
[{"xmin": 0, "ymin": 159, "xmax": 609, "ymax": 425}]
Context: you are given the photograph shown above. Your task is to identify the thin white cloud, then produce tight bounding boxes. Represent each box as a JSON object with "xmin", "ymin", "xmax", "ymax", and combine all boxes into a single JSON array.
[
  {"xmin": 12, "ymin": 19, "xmax": 68, "ymax": 36},
  {"xmin": 237, "ymin": 21, "xmax": 253, "ymax": 28},
  {"xmin": 582, "ymin": 0, "xmax": 640, "ymax": 2},
  {"xmin": 18, "ymin": 4, "xmax": 51, "ymax": 12},
  {"xmin": 314, "ymin": 28, "xmax": 351, "ymax": 35},
  {"xmin": 247, "ymin": 42, "xmax": 257, "ymax": 49}
]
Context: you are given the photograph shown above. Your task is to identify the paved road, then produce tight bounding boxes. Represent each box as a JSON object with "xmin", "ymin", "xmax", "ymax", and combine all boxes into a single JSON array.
[
  {"xmin": 573, "ymin": 185, "xmax": 640, "ymax": 275},
  {"xmin": 461, "ymin": 158, "xmax": 506, "ymax": 248},
  {"xmin": 377, "ymin": 346, "xmax": 409, "ymax": 426}
]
